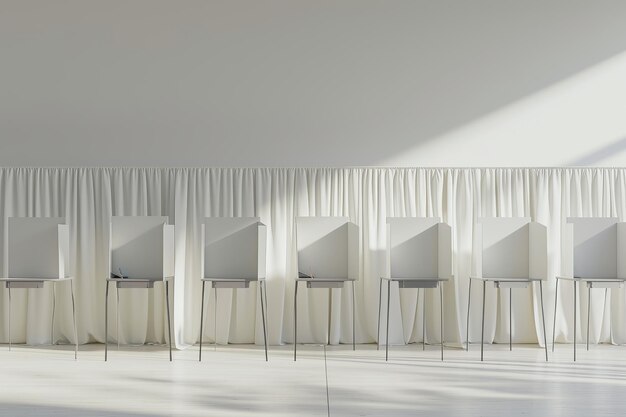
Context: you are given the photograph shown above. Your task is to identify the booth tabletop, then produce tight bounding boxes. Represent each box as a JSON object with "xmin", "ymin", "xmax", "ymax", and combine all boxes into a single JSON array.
[
  {"xmin": 0, "ymin": 276, "xmax": 73, "ymax": 282},
  {"xmin": 381, "ymin": 276, "xmax": 450, "ymax": 281},
  {"xmin": 202, "ymin": 277, "xmax": 264, "ymax": 282},
  {"xmin": 296, "ymin": 277, "xmax": 355, "ymax": 282},
  {"xmin": 469, "ymin": 276, "xmax": 543, "ymax": 282},
  {"xmin": 556, "ymin": 276, "xmax": 624, "ymax": 282},
  {"xmin": 106, "ymin": 276, "xmax": 173, "ymax": 282}
]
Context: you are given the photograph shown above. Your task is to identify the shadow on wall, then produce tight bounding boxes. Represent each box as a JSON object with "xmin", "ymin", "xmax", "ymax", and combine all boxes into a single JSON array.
[
  {"xmin": 569, "ymin": 137, "xmax": 626, "ymax": 166},
  {"xmin": 1, "ymin": 1, "xmax": 626, "ymax": 166}
]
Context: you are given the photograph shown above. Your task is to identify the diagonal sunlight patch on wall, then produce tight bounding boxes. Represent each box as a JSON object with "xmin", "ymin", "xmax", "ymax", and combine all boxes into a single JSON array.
[
  {"xmin": 380, "ymin": 51, "xmax": 626, "ymax": 167},
  {"xmin": 569, "ymin": 137, "xmax": 626, "ymax": 166}
]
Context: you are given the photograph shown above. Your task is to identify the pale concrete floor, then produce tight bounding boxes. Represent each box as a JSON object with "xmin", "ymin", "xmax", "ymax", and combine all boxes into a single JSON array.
[{"xmin": 0, "ymin": 343, "xmax": 625, "ymax": 416}]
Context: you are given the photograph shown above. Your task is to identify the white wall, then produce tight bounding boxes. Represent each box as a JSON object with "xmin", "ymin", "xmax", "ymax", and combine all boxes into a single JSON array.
[{"xmin": 1, "ymin": 0, "xmax": 626, "ymax": 167}]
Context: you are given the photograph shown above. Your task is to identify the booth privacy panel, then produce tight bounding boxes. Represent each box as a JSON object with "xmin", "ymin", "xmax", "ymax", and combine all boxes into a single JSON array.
[
  {"xmin": 110, "ymin": 216, "xmax": 172, "ymax": 279},
  {"xmin": 347, "ymin": 222, "xmax": 359, "ymax": 280},
  {"xmin": 528, "ymin": 222, "xmax": 548, "ymax": 280},
  {"xmin": 296, "ymin": 217, "xmax": 358, "ymax": 279},
  {"xmin": 478, "ymin": 217, "xmax": 530, "ymax": 279},
  {"xmin": 6, "ymin": 217, "xmax": 68, "ymax": 279},
  {"xmin": 618, "ymin": 223, "xmax": 626, "ymax": 279},
  {"xmin": 202, "ymin": 217, "xmax": 266, "ymax": 279},
  {"xmin": 163, "ymin": 224, "xmax": 175, "ymax": 278},
  {"xmin": 561, "ymin": 223, "xmax": 574, "ymax": 278},
  {"xmin": 438, "ymin": 223, "xmax": 453, "ymax": 280},
  {"xmin": 565, "ymin": 217, "xmax": 619, "ymax": 278},
  {"xmin": 386, "ymin": 217, "xmax": 440, "ymax": 278}
]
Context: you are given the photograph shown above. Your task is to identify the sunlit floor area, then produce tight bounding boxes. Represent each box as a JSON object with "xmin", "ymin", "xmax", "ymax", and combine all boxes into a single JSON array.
[{"xmin": 0, "ymin": 343, "xmax": 625, "ymax": 416}]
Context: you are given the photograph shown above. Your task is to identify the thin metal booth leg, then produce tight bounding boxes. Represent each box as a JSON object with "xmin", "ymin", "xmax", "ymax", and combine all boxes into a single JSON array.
[
  {"xmin": 466, "ymin": 278, "xmax": 472, "ymax": 351},
  {"xmin": 260, "ymin": 280, "xmax": 268, "ymax": 361},
  {"xmin": 385, "ymin": 280, "xmax": 391, "ymax": 361},
  {"xmin": 104, "ymin": 280, "xmax": 109, "ymax": 361},
  {"xmin": 69, "ymin": 280, "xmax": 78, "ymax": 360},
  {"xmin": 440, "ymin": 282, "xmax": 444, "ymax": 361},
  {"xmin": 352, "ymin": 280, "xmax": 356, "ymax": 351},
  {"xmin": 294, "ymin": 281, "xmax": 298, "ymax": 361},
  {"xmin": 199, "ymin": 280, "xmax": 205, "ymax": 362},
  {"xmin": 552, "ymin": 278, "xmax": 559, "ymax": 352},
  {"xmin": 480, "ymin": 280, "xmax": 486, "ymax": 362},
  {"xmin": 539, "ymin": 281, "xmax": 548, "ymax": 362},
  {"xmin": 377, "ymin": 278, "xmax": 382, "ymax": 351},
  {"xmin": 166, "ymin": 280, "xmax": 173, "ymax": 362},
  {"xmin": 51, "ymin": 283, "xmax": 56, "ymax": 345}
]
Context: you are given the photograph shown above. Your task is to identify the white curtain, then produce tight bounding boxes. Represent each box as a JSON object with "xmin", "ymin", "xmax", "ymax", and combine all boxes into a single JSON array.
[{"xmin": 1, "ymin": 167, "xmax": 625, "ymax": 348}]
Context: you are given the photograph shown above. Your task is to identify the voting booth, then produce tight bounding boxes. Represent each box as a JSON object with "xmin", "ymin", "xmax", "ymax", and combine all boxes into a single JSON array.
[
  {"xmin": 385, "ymin": 217, "xmax": 452, "ymax": 284},
  {"xmin": 201, "ymin": 218, "xmax": 266, "ymax": 285},
  {"xmin": 379, "ymin": 217, "xmax": 452, "ymax": 360},
  {"xmin": 561, "ymin": 217, "xmax": 623, "ymax": 280},
  {"xmin": 468, "ymin": 217, "xmax": 548, "ymax": 361},
  {"xmin": 105, "ymin": 216, "xmax": 175, "ymax": 361},
  {"xmin": 109, "ymin": 216, "xmax": 175, "ymax": 284},
  {"xmin": 296, "ymin": 217, "xmax": 358, "ymax": 284},
  {"xmin": 555, "ymin": 217, "xmax": 626, "ymax": 361},
  {"xmin": 475, "ymin": 217, "xmax": 547, "ymax": 283},
  {"xmin": 2, "ymin": 217, "xmax": 77, "ymax": 358},
  {"xmin": 199, "ymin": 217, "xmax": 268, "ymax": 361},
  {"xmin": 293, "ymin": 217, "xmax": 358, "ymax": 360}
]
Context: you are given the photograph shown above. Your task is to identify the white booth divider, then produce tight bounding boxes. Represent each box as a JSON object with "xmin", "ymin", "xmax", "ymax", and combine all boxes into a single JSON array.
[
  {"xmin": 380, "ymin": 217, "xmax": 452, "ymax": 361},
  {"xmin": 293, "ymin": 217, "xmax": 358, "ymax": 360},
  {"xmin": 562, "ymin": 217, "xmax": 620, "ymax": 279},
  {"xmin": 2, "ymin": 217, "xmax": 77, "ymax": 358},
  {"xmin": 6, "ymin": 217, "xmax": 70, "ymax": 280},
  {"xmin": 555, "ymin": 217, "xmax": 626, "ymax": 361},
  {"xmin": 109, "ymin": 216, "xmax": 175, "ymax": 282},
  {"xmin": 618, "ymin": 223, "xmax": 626, "ymax": 280},
  {"xmin": 198, "ymin": 217, "xmax": 268, "ymax": 361},
  {"xmin": 296, "ymin": 217, "xmax": 358, "ymax": 282},
  {"xmin": 385, "ymin": 217, "xmax": 452, "ymax": 282},
  {"xmin": 105, "ymin": 216, "xmax": 175, "ymax": 361},
  {"xmin": 476, "ymin": 217, "xmax": 547, "ymax": 282},
  {"xmin": 469, "ymin": 217, "xmax": 548, "ymax": 361},
  {"xmin": 202, "ymin": 217, "xmax": 266, "ymax": 283}
]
